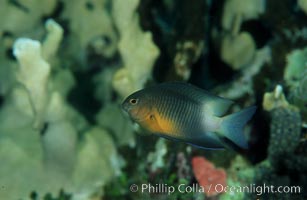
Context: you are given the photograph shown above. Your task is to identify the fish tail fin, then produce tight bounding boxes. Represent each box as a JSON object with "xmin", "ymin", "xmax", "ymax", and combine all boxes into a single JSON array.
[{"xmin": 219, "ymin": 106, "xmax": 256, "ymax": 149}]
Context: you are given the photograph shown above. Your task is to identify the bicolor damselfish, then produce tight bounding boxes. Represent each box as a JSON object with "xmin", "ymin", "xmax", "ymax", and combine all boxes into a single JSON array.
[{"xmin": 122, "ymin": 82, "xmax": 256, "ymax": 150}]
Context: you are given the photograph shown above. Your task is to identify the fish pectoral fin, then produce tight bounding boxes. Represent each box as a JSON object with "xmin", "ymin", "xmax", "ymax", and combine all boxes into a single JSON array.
[{"xmin": 134, "ymin": 123, "xmax": 153, "ymax": 136}]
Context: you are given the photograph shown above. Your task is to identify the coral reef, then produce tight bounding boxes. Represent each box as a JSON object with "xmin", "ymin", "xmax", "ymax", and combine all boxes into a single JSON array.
[{"xmin": 0, "ymin": 0, "xmax": 306, "ymax": 199}]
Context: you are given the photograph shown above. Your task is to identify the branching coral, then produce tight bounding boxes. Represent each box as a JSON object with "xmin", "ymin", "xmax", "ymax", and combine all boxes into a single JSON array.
[
  {"xmin": 72, "ymin": 127, "xmax": 123, "ymax": 198},
  {"xmin": 0, "ymin": 6, "xmax": 61, "ymax": 97},
  {"xmin": 96, "ymin": 102, "xmax": 135, "ymax": 147},
  {"xmin": 298, "ymin": 0, "xmax": 307, "ymax": 14},
  {"xmin": 222, "ymin": 0, "xmax": 266, "ymax": 32},
  {"xmin": 42, "ymin": 19, "xmax": 64, "ymax": 61},
  {"xmin": 12, "ymin": 19, "xmax": 64, "ymax": 129},
  {"xmin": 221, "ymin": 32, "xmax": 256, "ymax": 70},
  {"xmin": 211, "ymin": 0, "xmax": 271, "ymax": 102},
  {"xmin": 296, "ymin": 70, "xmax": 307, "ymax": 101},
  {"xmin": 220, "ymin": 0, "xmax": 266, "ymax": 70},
  {"xmin": 283, "ymin": 47, "xmax": 307, "ymax": 121},
  {"xmin": 13, "ymin": 38, "xmax": 51, "ymax": 129},
  {"xmin": 0, "ymin": 18, "xmax": 122, "ymax": 200},
  {"xmin": 0, "ymin": 0, "xmax": 57, "ymax": 34},
  {"xmin": 62, "ymin": 0, "xmax": 118, "ymax": 62},
  {"xmin": 284, "ymin": 47, "xmax": 307, "ymax": 93},
  {"xmin": 112, "ymin": 0, "xmax": 160, "ymax": 98},
  {"xmin": 217, "ymin": 47, "xmax": 271, "ymax": 99}
]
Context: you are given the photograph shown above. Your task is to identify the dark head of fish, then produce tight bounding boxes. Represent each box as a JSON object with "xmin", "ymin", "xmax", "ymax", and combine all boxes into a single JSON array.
[{"xmin": 122, "ymin": 89, "xmax": 153, "ymax": 122}]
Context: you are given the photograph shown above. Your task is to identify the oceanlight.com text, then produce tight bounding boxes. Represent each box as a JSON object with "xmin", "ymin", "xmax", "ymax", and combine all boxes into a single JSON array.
[
  {"xmin": 129, "ymin": 183, "xmax": 302, "ymax": 196},
  {"xmin": 214, "ymin": 183, "xmax": 301, "ymax": 196}
]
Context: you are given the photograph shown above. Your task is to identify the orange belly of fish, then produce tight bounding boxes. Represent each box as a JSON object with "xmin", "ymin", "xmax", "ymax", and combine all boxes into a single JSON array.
[{"xmin": 142, "ymin": 112, "xmax": 177, "ymax": 135}]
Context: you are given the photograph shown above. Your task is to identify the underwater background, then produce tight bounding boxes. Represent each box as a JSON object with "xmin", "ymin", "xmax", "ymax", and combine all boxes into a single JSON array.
[{"xmin": 0, "ymin": 0, "xmax": 306, "ymax": 199}]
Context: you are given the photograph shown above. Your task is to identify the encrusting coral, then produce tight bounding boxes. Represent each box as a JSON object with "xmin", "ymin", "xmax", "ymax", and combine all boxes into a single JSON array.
[
  {"xmin": 262, "ymin": 85, "xmax": 290, "ymax": 111},
  {"xmin": 192, "ymin": 156, "xmax": 227, "ymax": 197},
  {"xmin": 268, "ymin": 106, "xmax": 301, "ymax": 159},
  {"xmin": 263, "ymin": 85, "xmax": 302, "ymax": 161}
]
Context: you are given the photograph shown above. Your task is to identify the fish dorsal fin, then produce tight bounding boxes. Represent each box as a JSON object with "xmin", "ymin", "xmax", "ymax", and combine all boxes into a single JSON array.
[{"xmin": 159, "ymin": 82, "xmax": 233, "ymax": 117}]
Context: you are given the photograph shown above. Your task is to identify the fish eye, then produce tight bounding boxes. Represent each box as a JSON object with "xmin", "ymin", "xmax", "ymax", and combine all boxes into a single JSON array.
[{"xmin": 129, "ymin": 98, "xmax": 138, "ymax": 105}]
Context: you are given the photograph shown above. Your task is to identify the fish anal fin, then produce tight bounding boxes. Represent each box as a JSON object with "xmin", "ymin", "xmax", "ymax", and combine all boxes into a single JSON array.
[
  {"xmin": 156, "ymin": 132, "xmax": 225, "ymax": 150},
  {"xmin": 186, "ymin": 142, "xmax": 225, "ymax": 150}
]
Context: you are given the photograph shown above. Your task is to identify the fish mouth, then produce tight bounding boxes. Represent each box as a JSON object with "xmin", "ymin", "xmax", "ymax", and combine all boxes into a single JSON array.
[
  {"xmin": 121, "ymin": 104, "xmax": 142, "ymax": 122},
  {"xmin": 121, "ymin": 102, "xmax": 137, "ymax": 121}
]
